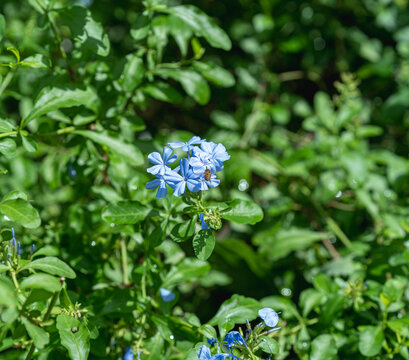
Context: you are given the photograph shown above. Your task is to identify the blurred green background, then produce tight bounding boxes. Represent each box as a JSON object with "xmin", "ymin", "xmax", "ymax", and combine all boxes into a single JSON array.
[{"xmin": 1, "ymin": 0, "xmax": 409, "ymax": 359}]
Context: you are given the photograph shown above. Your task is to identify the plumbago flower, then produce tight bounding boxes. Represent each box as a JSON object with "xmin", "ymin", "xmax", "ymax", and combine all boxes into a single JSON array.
[
  {"xmin": 145, "ymin": 136, "xmax": 230, "ymax": 230},
  {"xmin": 196, "ymin": 308, "xmax": 280, "ymax": 360}
]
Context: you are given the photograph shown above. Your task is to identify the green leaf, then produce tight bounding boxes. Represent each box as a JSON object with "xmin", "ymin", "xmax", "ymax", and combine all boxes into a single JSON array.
[
  {"xmin": 2, "ymin": 190, "xmax": 28, "ymax": 201},
  {"xmin": 142, "ymin": 81, "xmax": 183, "ymax": 104},
  {"xmin": 319, "ymin": 294, "xmax": 345, "ymax": 326},
  {"xmin": 0, "ymin": 263, "xmax": 9, "ymax": 273},
  {"xmin": 7, "ymin": 46, "xmax": 20, "ymax": 63},
  {"xmin": 155, "ymin": 68, "xmax": 210, "ymax": 105},
  {"xmin": 256, "ymin": 228, "xmax": 326, "ymax": 261},
  {"xmin": 57, "ymin": 314, "xmax": 90, "ymax": 360},
  {"xmin": 130, "ymin": 15, "xmax": 150, "ymax": 41},
  {"xmin": 299, "ymin": 288, "xmax": 324, "ymax": 317},
  {"xmin": 59, "ymin": 6, "xmax": 110, "ymax": 56},
  {"xmin": 193, "ymin": 229, "xmax": 215, "ymax": 260},
  {"xmin": 170, "ymin": 216, "xmax": 197, "ymax": 242},
  {"xmin": 0, "ymin": 277, "xmax": 17, "ymax": 307},
  {"xmin": 222, "ymin": 199, "xmax": 263, "ymax": 224},
  {"xmin": 310, "ymin": 334, "xmax": 337, "ymax": 360},
  {"xmin": 0, "ymin": 198, "xmax": 41, "ymax": 228},
  {"xmin": 209, "ymin": 294, "xmax": 260, "ymax": 326},
  {"xmin": 193, "ymin": 61, "xmax": 235, "ymax": 87},
  {"xmin": 0, "ymin": 138, "xmax": 16, "ymax": 157},
  {"xmin": 163, "ymin": 258, "xmax": 210, "ymax": 287},
  {"xmin": 259, "ymin": 336, "xmax": 279, "ymax": 354},
  {"xmin": 20, "ymin": 273, "xmax": 62, "ymax": 292},
  {"xmin": 74, "ymin": 130, "xmax": 144, "ymax": 166},
  {"xmin": 0, "ymin": 14, "xmax": 5, "ymax": 42},
  {"xmin": 20, "ymin": 257, "xmax": 76, "ymax": 279},
  {"xmin": 23, "ymin": 85, "xmax": 98, "ymax": 126},
  {"xmin": 164, "ymin": 5, "xmax": 232, "ymax": 50},
  {"xmin": 21, "ymin": 135, "xmax": 38, "ymax": 153},
  {"xmin": 0, "ymin": 118, "xmax": 15, "ymax": 132},
  {"xmin": 102, "ymin": 201, "xmax": 150, "ymax": 224},
  {"xmin": 142, "ymin": 332, "xmax": 164, "ymax": 360},
  {"xmin": 119, "ymin": 54, "xmax": 144, "ymax": 92},
  {"xmin": 22, "ymin": 317, "xmax": 49, "ymax": 349},
  {"xmin": 20, "ymin": 54, "xmax": 50, "ymax": 68},
  {"xmin": 359, "ymin": 326, "xmax": 384, "ymax": 357}
]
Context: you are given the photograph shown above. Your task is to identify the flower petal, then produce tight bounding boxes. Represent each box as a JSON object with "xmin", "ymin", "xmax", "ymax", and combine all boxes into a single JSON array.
[
  {"xmin": 199, "ymin": 213, "xmax": 210, "ymax": 230},
  {"xmin": 197, "ymin": 345, "xmax": 211, "ymax": 360},
  {"xmin": 156, "ymin": 183, "xmax": 167, "ymax": 198},
  {"xmin": 188, "ymin": 136, "xmax": 203, "ymax": 145},
  {"xmin": 168, "ymin": 142, "xmax": 185, "ymax": 149},
  {"xmin": 173, "ymin": 180, "xmax": 186, "ymax": 197},
  {"xmin": 162, "ymin": 146, "xmax": 174, "ymax": 163},
  {"xmin": 148, "ymin": 152, "xmax": 163, "ymax": 165},
  {"xmin": 145, "ymin": 178, "xmax": 161, "ymax": 189},
  {"xmin": 258, "ymin": 307, "xmax": 279, "ymax": 328},
  {"xmin": 147, "ymin": 165, "xmax": 162, "ymax": 175},
  {"xmin": 179, "ymin": 158, "xmax": 190, "ymax": 177},
  {"xmin": 160, "ymin": 288, "xmax": 176, "ymax": 302}
]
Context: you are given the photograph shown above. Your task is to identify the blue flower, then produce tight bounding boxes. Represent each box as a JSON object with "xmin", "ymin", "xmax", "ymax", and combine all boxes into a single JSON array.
[
  {"xmin": 160, "ymin": 288, "xmax": 176, "ymax": 302},
  {"xmin": 200, "ymin": 142, "xmax": 230, "ymax": 171},
  {"xmin": 168, "ymin": 136, "xmax": 205, "ymax": 152},
  {"xmin": 258, "ymin": 308, "xmax": 279, "ymax": 328},
  {"xmin": 223, "ymin": 331, "xmax": 246, "ymax": 350},
  {"xmin": 189, "ymin": 149, "xmax": 217, "ymax": 175},
  {"xmin": 145, "ymin": 174, "xmax": 169, "ymax": 199},
  {"xmin": 197, "ymin": 345, "xmax": 234, "ymax": 360},
  {"xmin": 147, "ymin": 146, "xmax": 177, "ymax": 176},
  {"xmin": 123, "ymin": 347, "xmax": 134, "ymax": 360},
  {"xmin": 164, "ymin": 158, "xmax": 201, "ymax": 196},
  {"xmin": 200, "ymin": 213, "xmax": 210, "ymax": 230},
  {"xmin": 197, "ymin": 173, "xmax": 220, "ymax": 191}
]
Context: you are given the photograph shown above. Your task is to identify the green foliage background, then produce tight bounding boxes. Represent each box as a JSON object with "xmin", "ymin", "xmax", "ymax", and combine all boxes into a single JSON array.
[{"xmin": 1, "ymin": 0, "xmax": 409, "ymax": 359}]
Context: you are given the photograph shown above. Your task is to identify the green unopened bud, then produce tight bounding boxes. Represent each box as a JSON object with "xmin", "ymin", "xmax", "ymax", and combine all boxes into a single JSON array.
[{"xmin": 205, "ymin": 213, "xmax": 222, "ymax": 230}]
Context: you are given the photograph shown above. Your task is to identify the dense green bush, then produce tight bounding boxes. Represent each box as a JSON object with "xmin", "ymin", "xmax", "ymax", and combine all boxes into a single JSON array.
[{"xmin": 1, "ymin": 0, "xmax": 409, "ymax": 359}]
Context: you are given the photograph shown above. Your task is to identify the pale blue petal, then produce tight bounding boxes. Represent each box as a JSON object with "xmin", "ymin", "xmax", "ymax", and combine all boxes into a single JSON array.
[
  {"xmin": 145, "ymin": 178, "xmax": 161, "ymax": 189},
  {"xmin": 147, "ymin": 165, "xmax": 162, "ymax": 175},
  {"xmin": 197, "ymin": 345, "xmax": 211, "ymax": 360},
  {"xmin": 156, "ymin": 183, "xmax": 167, "ymax": 198},
  {"xmin": 199, "ymin": 213, "xmax": 210, "ymax": 230},
  {"xmin": 187, "ymin": 179, "xmax": 200, "ymax": 192},
  {"xmin": 168, "ymin": 142, "xmax": 185, "ymax": 148},
  {"xmin": 162, "ymin": 146, "xmax": 174, "ymax": 163},
  {"xmin": 179, "ymin": 158, "xmax": 190, "ymax": 177},
  {"xmin": 160, "ymin": 288, "xmax": 176, "ymax": 302},
  {"xmin": 167, "ymin": 154, "xmax": 178, "ymax": 164},
  {"xmin": 173, "ymin": 181, "xmax": 186, "ymax": 196},
  {"xmin": 148, "ymin": 152, "xmax": 162, "ymax": 165},
  {"xmin": 258, "ymin": 308, "xmax": 279, "ymax": 327},
  {"xmin": 187, "ymin": 136, "xmax": 203, "ymax": 145}
]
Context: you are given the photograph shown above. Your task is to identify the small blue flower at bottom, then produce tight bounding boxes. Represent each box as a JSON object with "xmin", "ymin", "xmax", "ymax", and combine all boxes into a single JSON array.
[
  {"xmin": 258, "ymin": 308, "xmax": 279, "ymax": 328},
  {"xmin": 223, "ymin": 331, "xmax": 246, "ymax": 350},
  {"xmin": 160, "ymin": 288, "xmax": 176, "ymax": 302},
  {"xmin": 197, "ymin": 345, "xmax": 242, "ymax": 360},
  {"xmin": 200, "ymin": 213, "xmax": 210, "ymax": 230},
  {"xmin": 123, "ymin": 347, "xmax": 134, "ymax": 360}
]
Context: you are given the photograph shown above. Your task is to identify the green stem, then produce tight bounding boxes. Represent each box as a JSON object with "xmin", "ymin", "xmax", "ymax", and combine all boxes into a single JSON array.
[
  {"xmin": 0, "ymin": 71, "xmax": 14, "ymax": 97},
  {"xmin": 312, "ymin": 200, "xmax": 352, "ymax": 247},
  {"xmin": 0, "ymin": 131, "xmax": 18, "ymax": 139},
  {"xmin": 120, "ymin": 238, "xmax": 129, "ymax": 285}
]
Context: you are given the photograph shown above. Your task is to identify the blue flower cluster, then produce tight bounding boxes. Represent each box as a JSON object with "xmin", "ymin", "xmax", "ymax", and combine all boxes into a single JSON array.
[
  {"xmin": 197, "ymin": 307, "xmax": 280, "ymax": 360},
  {"xmin": 145, "ymin": 136, "xmax": 230, "ymax": 199}
]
